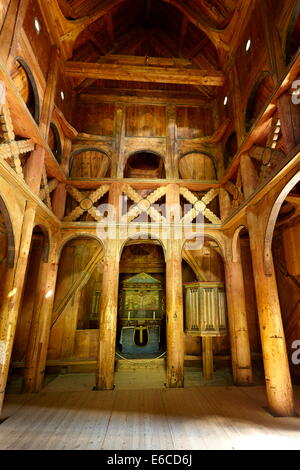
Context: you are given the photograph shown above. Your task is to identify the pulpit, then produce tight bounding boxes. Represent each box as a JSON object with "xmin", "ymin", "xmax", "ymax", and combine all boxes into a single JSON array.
[{"xmin": 184, "ymin": 281, "xmax": 227, "ymax": 379}]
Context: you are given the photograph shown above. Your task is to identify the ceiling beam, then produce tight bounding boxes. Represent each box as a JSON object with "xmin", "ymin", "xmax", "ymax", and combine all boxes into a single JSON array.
[
  {"xmin": 78, "ymin": 87, "xmax": 213, "ymax": 107},
  {"xmin": 65, "ymin": 61, "xmax": 225, "ymax": 86},
  {"xmin": 91, "ymin": 55, "xmax": 192, "ymax": 67}
]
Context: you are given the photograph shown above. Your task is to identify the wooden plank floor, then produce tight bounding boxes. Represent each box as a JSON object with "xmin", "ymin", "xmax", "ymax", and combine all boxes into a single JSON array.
[{"xmin": 1, "ymin": 374, "xmax": 300, "ymax": 450}]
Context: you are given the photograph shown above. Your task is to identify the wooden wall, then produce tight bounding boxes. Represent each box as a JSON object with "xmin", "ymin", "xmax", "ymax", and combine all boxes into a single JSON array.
[
  {"xmin": 73, "ymin": 101, "xmax": 214, "ymax": 140},
  {"xmin": 13, "ymin": 235, "xmax": 45, "ymax": 361},
  {"xmin": 47, "ymin": 238, "xmax": 103, "ymax": 361}
]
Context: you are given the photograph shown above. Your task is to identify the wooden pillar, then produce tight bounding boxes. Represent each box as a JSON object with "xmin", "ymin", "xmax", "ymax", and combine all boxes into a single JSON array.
[
  {"xmin": 166, "ymin": 105, "xmax": 177, "ymax": 179},
  {"xmin": 96, "ymin": 182, "xmax": 120, "ymax": 389},
  {"xmin": 114, "ymin": 105, "xmax": 125, "ymax": 178},
  {"xmin": 277, "ymin": 89, "xmax": 300, "ymax": 154},
  {"xmin": 52, "ymin": 183, "xmax": 67, "ymax": 219},
  {"xmin": 165, "ymin": 183, "xmax": 184, "ymax": 387},
  {"xmin": 23, "ymin": 248, "xmax": 59, "ymax": 393},
  {"xmin": 202, "ymin": 336, "xmax": 213, "ymax": 380},
  {"xmin": 219, "ymin": 188, "xmax": 232, "ymax": 221},
  {"xmin": 240, "ymin": 152, "xmax": 259, "ymax": 199},
  {"xmin": 0, "ymin": 0, "xmax": 30, "ymax": 67},
  {"xmin": 225, "ymin": 243, "xmax": 253, "ymax": 385},
  {"xmin": 247, "ymin": 202, "xmax": 295, "ymax": 416},
  {"xmin": 0, "ymin": 201, "xmax": 36, "ymax": 415},
  {"xmin": 23, "ymin": 146, "xmax": 45, "ymax": 194}
]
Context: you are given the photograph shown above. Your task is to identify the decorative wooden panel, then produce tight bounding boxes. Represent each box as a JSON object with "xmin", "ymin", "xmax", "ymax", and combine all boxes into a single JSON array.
[
  {"xmin": 70, "ymin": 150, "xmax": 110, "ymax": 178},
  {"xmin": 73, "ymin": 103, "xmax": 115, "ymax": 135},
  {"xmin": 179, "ymin": 153, "xmax": 216, "ymax": 180},
  {"xmin": 184, "ymin": 282, "xmax": 227, "ymax": 336},
  {"xmin": 125, "ymin": 105, "xmax": 167, "ymax": 137},
  {"xmin": 176, "ymin": 107, "xmax": 214, "ymax": 138}
]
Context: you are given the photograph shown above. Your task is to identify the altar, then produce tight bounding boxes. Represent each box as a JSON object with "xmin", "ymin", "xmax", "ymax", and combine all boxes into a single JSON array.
[{"xmin": 118, "ymin": 273, "xmax": 165, "ymax": 356}]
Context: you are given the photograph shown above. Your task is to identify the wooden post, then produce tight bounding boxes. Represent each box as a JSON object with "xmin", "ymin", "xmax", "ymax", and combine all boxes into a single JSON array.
[
  {"xmin": 240, "ymin": 152, "xmax": 259, "ymax": 199},
  {"xmin": 52, "ymin": 183, "xmax": 67, "ymax": 219},
  {"xmin": 34, "ymin": 258, "xmax": 59, "ymax": 392},
  {"xmin": 277, "ymin": 89, "xmax": 300, "ymax": 154},
  {"xmin": 219, "ymin": 188, "xmax": 232, "ymax": 221},
  {"xmin": 247, "ymin": 201, "xmax": 295, "ymax": 416},
  {"xmin": 114, "ymin": 105, "xmax": 125, "ymax": 178},
  {"xmin": 23, "ymin": 247, "xmax": 59, "ymax": 392},
  {"xmin": 166, "ymin": 105, "xmax": 177, "ymax": 179},
  {"xmin": 202, "ymin": 336, "xmax": 213, "ymax": 380},
  {"xmin": 96, "ymin": 182, "xmax": 120, "ymax": 389},
  {"xmin": 23, "ymin": 146, "xmax": 46, "ymax": 194},
  {"xmin": 225, "ymin": 241, "xmax": 253, "ymax": 385},
  {"xmin": 165, "ymin": 183, "xmax": 184, "ymax": 387},
  {"xmin": 0, "ymin": 201, "xmax": 36, "ymax": 415}
]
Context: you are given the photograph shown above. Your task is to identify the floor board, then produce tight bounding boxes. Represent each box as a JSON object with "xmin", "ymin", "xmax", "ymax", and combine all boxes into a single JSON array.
[{"xmin": 1, "ymin": 372, "xmax": 300, "ymax": 450}]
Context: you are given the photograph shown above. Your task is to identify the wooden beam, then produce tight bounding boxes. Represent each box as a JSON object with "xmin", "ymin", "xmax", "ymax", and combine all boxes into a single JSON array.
[
  {"xmin": 65, "ymin": 61, "xmax": 225, "ymax": 86},
  {"xmin": 79, "ymin": 87, "xmax": 212, "ymax": 107},
  {"xmin": 95, "ymin": 54, "xmax": 192, "ymax": 67}
]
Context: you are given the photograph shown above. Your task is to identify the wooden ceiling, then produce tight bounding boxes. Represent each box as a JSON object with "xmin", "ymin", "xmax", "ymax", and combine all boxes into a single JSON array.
[{"xmin": 55, "ymin": 0, "xmax": 238, "ymax": 97}]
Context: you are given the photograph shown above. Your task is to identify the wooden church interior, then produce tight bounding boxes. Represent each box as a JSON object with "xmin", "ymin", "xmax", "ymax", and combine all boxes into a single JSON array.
[{"xmin": 0, "ymin": 0, "xmax": 300, "ymax": 450}]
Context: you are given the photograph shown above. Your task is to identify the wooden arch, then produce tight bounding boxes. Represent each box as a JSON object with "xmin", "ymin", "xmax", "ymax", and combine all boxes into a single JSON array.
[
  {"xmin": 264, "ymin": 170, "xmax": 300, "ymax": 275},
  {"xmin": 12, "ymin": 56, "xmax": 40, "ymax": 123},
  {"xmin": 58, "ymin": 233, "xmax": 105, "ymax": 260},
  {"xmin": 69, "ymin": 147, "xmax": 111, "ymax": 178},
  {"xmin": 124, "ymin": 150, "xmax": 166, "ymax": 179},
  {"xmin": 179, "ymin": 150, "xmax": 217, "ymax": 180},
  {"xmin": 119, "ymin": 233, "xmax": 166, "ymax": 262},
  {"xmin": 0, "ymin": 195, "xmax": 15, "ymax": 268}
]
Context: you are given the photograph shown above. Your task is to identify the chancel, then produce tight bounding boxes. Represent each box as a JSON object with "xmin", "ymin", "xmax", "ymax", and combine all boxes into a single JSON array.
[{"xmin": 0, "ymin": 0, "xmax": 300, "ymax": 451}]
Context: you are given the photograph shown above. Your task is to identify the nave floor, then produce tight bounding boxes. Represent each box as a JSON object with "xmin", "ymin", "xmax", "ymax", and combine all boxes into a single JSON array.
[{"xmin": 1, "ymin": 369, "xmax": 300, "ymax": 450}]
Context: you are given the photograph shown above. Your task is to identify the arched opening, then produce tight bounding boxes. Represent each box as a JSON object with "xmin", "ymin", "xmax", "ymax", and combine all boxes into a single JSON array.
[
  {"xmin": 285, "ymin": 4, "xmax": 300, "ymax": 64},
  {"xmin": 265, "ymin": 172, "xmax": 300, "ymax": 384},
  {"xmin": 245, "ymin": 72, "xmax": 275, "ymax": 132},
  {"xmin": 46, "ymin": 236, "xmax": 104, "ymax": 372},
  {"xmin": 182, "ymin": 236, "xmax": 231, "ymax": 384},
  {"xmin": 10, "ymin": 57, "xmax": 40, "ymax": 123},
  {"xmin": 48, "ymin": 123, "xmax": 62, "ymax": 164},
  {"xmin": 124, "ymin": 151, "xmax": 165, "ymax": 179},
  {"xmin": 70, "ymin": 149, "xmax": 111, "ymax": 178},
  {"xmin": 117, "ymin": 239, "xmax": 166, "ymax": 364},
  {"xmin": 9, "ymin": 225, "xmax": 49, "ymax": 391},
  {"xmin": 224, "ymin": 132, "xmax": 238, "ymax": 169},
  {"xmin": 232, "ymin": 226, "xmax": 262, "ymax": 378},
  {"xmin": 179, "ymin": 152, "xmax": 217, "ymax": 180},
  {"xmin": 0, "ymin": 197, "xmax": 15, "ymax": 315}
]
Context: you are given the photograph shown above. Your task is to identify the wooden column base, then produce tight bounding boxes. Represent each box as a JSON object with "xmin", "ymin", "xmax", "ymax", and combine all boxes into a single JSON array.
[{"xmin": 202, "ymin": 336, "xmax": 213, "ymax": 380}]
